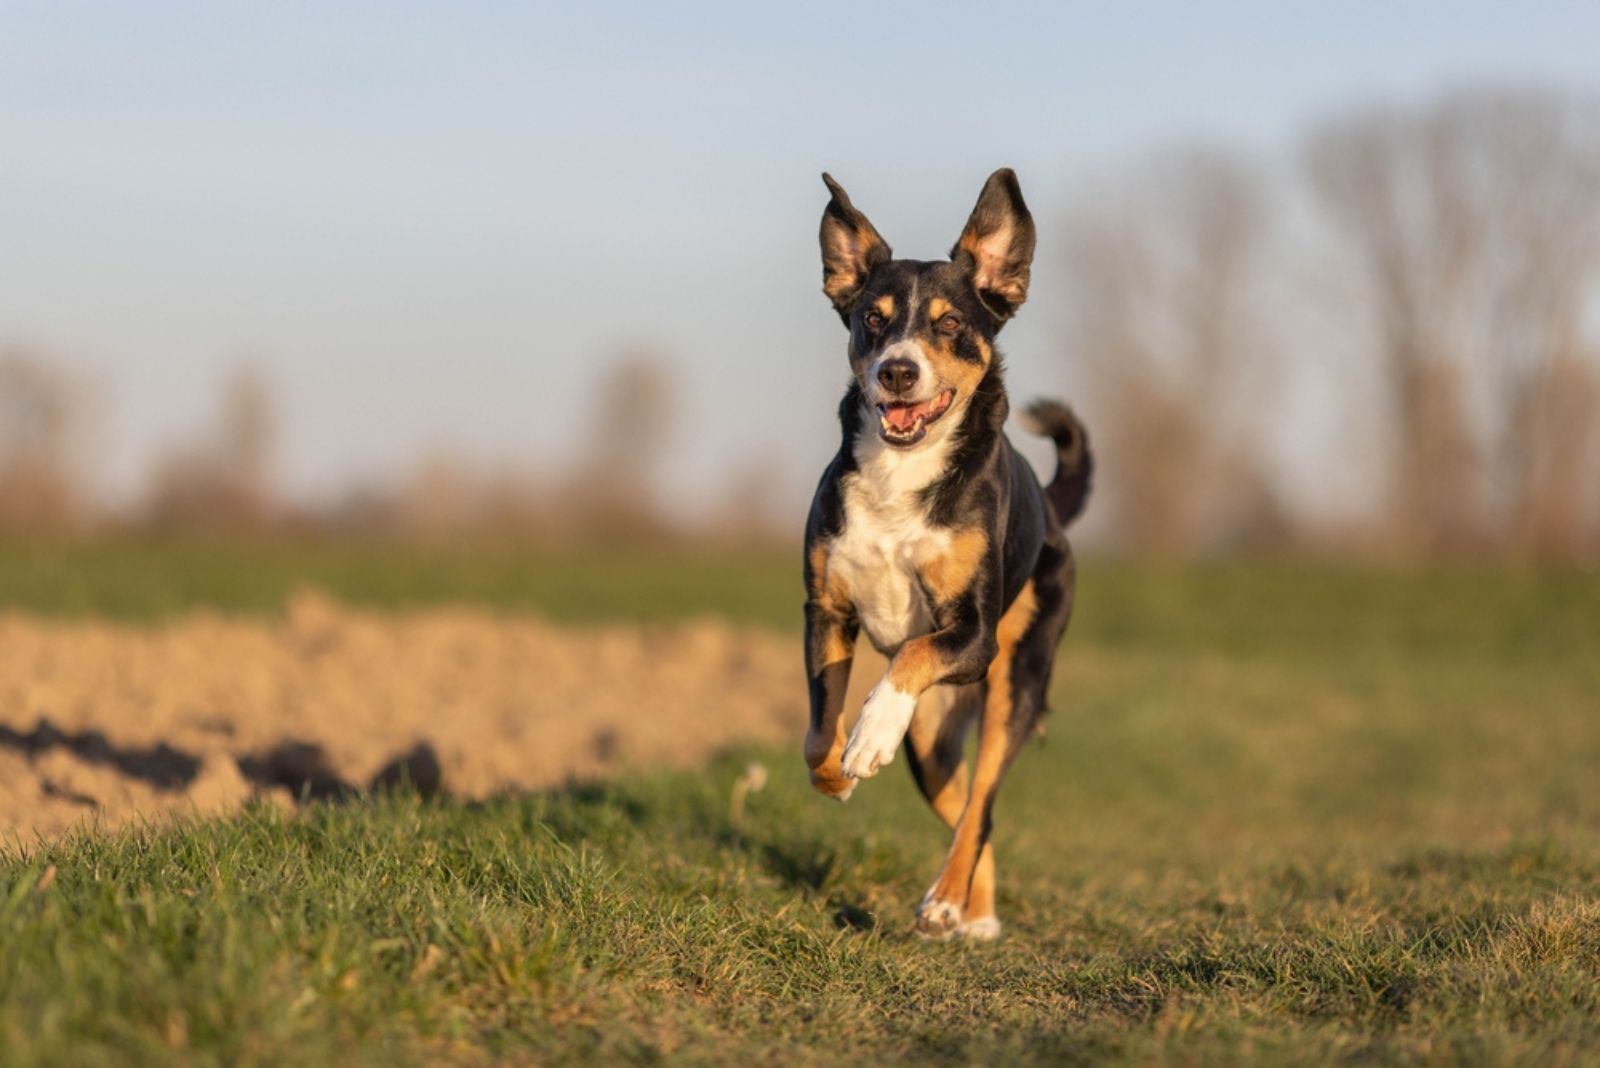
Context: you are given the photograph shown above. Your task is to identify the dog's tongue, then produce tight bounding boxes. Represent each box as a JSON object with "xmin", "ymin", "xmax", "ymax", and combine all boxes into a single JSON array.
[{"xmin": 884, "ymin": 401, "xmax": 927, "ymax": 431}]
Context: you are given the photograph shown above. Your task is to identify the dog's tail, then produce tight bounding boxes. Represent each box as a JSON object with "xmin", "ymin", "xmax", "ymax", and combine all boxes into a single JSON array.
[{"xmin": 1020, "ymin": 398, "xmax": 1093, "ymax": 528}]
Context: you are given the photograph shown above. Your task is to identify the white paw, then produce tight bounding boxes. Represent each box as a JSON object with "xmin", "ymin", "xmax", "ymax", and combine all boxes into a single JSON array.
[
  {"xmin": 915, "ymin": 896, "xmax": 963, "ymax": 940},
  {"xmin": 958, "ymin": 916, "xmax": 1003, "ymax": 942},
  {"xmin": 840, "ymin": 681, "xmax": 916, "ymax": 781}
]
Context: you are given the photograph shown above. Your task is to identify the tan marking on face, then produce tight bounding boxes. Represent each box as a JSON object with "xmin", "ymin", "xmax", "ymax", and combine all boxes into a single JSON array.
[
  {"xmin": 919, "ymin": 528, "xmax": 988, "ymax": 604},
  {"xmin": 928, "ymin": 297, "xmax": 952, "ymax": 322},
  {"xmin": 873, "ymin": 294, "xmax": 896, "ymax": 320},
  {"xmin": 912, "ymin": 327, "xmax": 990, "ymax": 409}
]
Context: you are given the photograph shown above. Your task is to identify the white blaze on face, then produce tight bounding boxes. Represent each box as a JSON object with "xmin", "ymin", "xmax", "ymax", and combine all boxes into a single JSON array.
[{"xmin": 864, "ymin": 274, "xmax": 930, "ymax": 407}]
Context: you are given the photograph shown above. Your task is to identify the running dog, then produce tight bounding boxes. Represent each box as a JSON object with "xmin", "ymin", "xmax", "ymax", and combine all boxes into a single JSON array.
[{"xmin": 803, "ymin": 168, "xmax": 1092, "ymax": 941}]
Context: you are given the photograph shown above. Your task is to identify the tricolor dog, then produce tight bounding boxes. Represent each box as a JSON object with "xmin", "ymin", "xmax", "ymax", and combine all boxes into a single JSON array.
[{"xmin": 803, "ymin": 169, "xmax": 1092, "ymax": 941}]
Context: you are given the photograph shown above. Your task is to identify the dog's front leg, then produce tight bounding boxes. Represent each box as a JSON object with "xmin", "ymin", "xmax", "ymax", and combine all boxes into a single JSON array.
[
  {"xmin": 841, "ymin": 620, "xmax": 996, "ymax": 782},
  {"xmin": 838, "ymin": 676, "xmax": 918, "ymax": 782},
  {"xmin": 804, "ymin": 603, "xmax": 859, "ymax": 801}
]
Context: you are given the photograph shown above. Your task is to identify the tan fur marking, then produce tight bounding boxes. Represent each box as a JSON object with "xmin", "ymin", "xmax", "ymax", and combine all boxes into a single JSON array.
[
  {"xmin": 823, "ymin": 226, "xmax": 884, "ymax": 303},
  {"xmin": 906, "ymin": 688, "xmax": 997, "ymax": 919},
  {"xmin": 807, "ymin": 543, "xmax": 828, "ymax": 598},
  {"xmin": 873, "ymin": 294, "xmax": 896, "ymax": 320},
  {"xmin": 918, "ymin": 764, "xmax": 997, "ymax": 919},
  {"xmin": 805, "ymin": 541, "xmax": 856, "ymax": 799},
  {"xmin": 807, "ymin": 753, "xmax": 853, "ymax": 799},
  {"xmin": 824, "ymin": 272, "xmax": 860, "ymax": 302},
  {"xmin": 887, "ymin": 532, "xmax": 995, "ymax": 696},
  {"xmin": 905, "ymin": 688, "xmax": 973, "ymax": 822},
  {"xmin": 957, "ymin": 228, "xmax": 988, "ymax": 260},
  {"xmin": 807, "ymin": 542, "xmax": 852, "ymax": 621},
  {"xmin": 806, "ymin": 720, "xmax": 853, "ymax": 800},
  {"xmin": 887, "ymin": 638, "xmax": 943, "ymax": 695},
  {"xmin": 918, "ymin": 330, "xmax": 990, "ymax": 406},
  {"xmin": 996, "ymin": 580, "xmax": 1039, "ymax": 664},
  {"xmin": 928, "ymin": 297, "xmax": 952, "ymax": 322},
  {"xmin": 927, "ymin": 581, "xmax": 1038, "ymax": 909},
  {"xmin": 966, "ymin": 850, "xmax": 997, "ymax": 920},
  {"xmin": 920, "ymin": 528, "xmax": 988, "ymax": 603},
  {"xmin": 959, "ymin": 221, "xmax": 1027, "ymax": 307}
]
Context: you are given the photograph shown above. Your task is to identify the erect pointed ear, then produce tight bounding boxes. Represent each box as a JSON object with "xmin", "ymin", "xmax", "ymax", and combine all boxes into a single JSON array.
[
  {"xmin": 819, "ymin": 173, "xmax": 891, "ymax": 319},
  {"xmin": 951, "ymin": 168, "xmax": 1036, "ymax": 320}
]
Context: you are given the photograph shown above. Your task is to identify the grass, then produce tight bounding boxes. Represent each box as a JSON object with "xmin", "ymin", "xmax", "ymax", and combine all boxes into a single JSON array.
[
  {"xmin": 2, "ymin": 541, "xmax": 1599, "ymax": 1064},
  {"xmin": 0, "ymin": 537, "xmax": 799, "ymax": 626}
]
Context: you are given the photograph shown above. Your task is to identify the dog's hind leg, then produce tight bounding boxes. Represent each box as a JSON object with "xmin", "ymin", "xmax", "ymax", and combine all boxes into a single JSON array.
[
  {"xmin": 903, "ymin": 685, "xmax": 997, "ymax": 929},
  {"xmin": 916, "ymin": 564, "xmax": 1071, "ymax": 941}
]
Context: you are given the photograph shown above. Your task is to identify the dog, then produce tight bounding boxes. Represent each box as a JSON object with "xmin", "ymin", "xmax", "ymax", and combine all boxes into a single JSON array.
[{"xmin": 802, "ymin": 168, "xmax": 1092, "ymax": 941}]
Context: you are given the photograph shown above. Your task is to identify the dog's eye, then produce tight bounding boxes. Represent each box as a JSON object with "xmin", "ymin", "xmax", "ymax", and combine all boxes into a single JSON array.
[
  {"xmin": 938, "ymin": 314, "xmax": 962, "ymax": 333},
  {"xmin": 863, "ymin": 310, "xmax": 884, "ymax": 331}
]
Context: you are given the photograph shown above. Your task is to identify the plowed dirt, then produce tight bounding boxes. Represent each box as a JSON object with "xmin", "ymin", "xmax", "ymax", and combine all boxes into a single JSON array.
[{"xmin": 0, "ymin": 592, "xmax": 867, "ymax": 842}]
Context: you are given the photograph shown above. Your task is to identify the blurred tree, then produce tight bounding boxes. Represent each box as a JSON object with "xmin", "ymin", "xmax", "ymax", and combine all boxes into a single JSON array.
[
  {"xmin": 1060, "ymin": 149, "xmax": 1288, "ymax": 556},
  {"xmin": 142, "ymin": 366, "xmax": 280, "ymax": 532},
  {"xmin": 0, "ymin": 346, "xmax": 95, "ymax": 533},
  {"xmin": 565, "ymin": 352, "xmax": 678, "ymax": 542},
  {"xmin": 1305, "ymin": 90, "xmax": 1600, "ymax": 558}
]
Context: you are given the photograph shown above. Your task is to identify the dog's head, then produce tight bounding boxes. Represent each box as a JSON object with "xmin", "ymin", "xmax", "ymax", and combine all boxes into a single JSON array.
[{"xmin": 819, "ymin": 168, "xmax": 1036, "ymax": 448}]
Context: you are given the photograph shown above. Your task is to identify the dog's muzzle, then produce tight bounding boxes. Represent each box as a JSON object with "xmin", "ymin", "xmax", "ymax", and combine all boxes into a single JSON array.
[{"xmin": 876, "ymin": 389, "xmax": 955, "ymax": 447}]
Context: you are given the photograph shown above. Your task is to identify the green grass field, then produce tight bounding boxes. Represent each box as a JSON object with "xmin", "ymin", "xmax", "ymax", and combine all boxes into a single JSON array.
[{"xmin": 2, "ymin": 542, "xmax": 1598, "ymax": 1065}]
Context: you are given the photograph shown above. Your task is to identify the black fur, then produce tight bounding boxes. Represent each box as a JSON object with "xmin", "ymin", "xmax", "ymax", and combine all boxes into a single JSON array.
[{"xmin": 1022, "ymin": 399, "xmax": 1094, "ymax": 527}]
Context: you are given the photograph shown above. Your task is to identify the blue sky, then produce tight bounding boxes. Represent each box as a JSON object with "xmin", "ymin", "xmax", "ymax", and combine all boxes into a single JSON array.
[{"xmin": 3, "ymin": 1, "xmax": 1597, "ymax": 509}]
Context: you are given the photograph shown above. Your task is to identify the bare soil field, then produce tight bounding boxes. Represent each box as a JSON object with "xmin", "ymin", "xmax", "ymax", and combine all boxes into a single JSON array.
[{"xmin": 0, "ymin": 590, "xmax": 857, "ymax": 841}]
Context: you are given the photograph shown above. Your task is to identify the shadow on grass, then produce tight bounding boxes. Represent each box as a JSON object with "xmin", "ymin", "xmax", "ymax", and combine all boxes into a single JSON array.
[
  {"xmin": 0, "ymin": 720, "xmax": 201, "ymax": 789},
  {"xmin": 758, "ymin": 839, "xmax": 837, "ymax": 890},
  {"xmin": 238, "ymin": 740, "xmax": 444, "ymax": 801},
  {"xmin": 458, "ymin": 765, "xmax": 890, "ymax": 934},
  {"xmin": 0, "ymin": 717, "xmax": 444, "ymax": 803}
]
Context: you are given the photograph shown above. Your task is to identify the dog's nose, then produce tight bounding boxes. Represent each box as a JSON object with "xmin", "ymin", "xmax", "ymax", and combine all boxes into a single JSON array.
[{"xmin": 876, "ymin": 359, "xmax": 920, "ymax": 395}]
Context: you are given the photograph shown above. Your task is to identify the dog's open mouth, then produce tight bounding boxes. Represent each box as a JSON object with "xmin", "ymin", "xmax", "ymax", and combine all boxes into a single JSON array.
[{"xmin": 877, "ymin": 390, "xmax": 955, "ymax": 446}]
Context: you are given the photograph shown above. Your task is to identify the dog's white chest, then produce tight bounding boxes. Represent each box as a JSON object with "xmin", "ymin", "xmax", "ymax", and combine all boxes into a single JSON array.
[
  {"xmin": 830, "ymin": 430, "xmax": 956, "ymax": 654},
  {"xmin": 831, "ymin": 507, "xmax": 947, "ymax": 653}
]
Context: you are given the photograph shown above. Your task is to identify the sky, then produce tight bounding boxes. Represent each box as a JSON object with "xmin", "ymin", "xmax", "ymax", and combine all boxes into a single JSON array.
[{"xmin": 3, "ymin": 1, "xmax": 1598, "ymax": 515}]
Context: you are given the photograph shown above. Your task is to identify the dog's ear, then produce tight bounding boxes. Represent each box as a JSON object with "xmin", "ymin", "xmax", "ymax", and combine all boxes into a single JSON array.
[
  {"xmin": 951, "ymin": 168, "xmax": 1036, "ymax": 320},
  {"xmin": 819, "ymin": 173, "xmax": 891, "ymax": 318}
]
